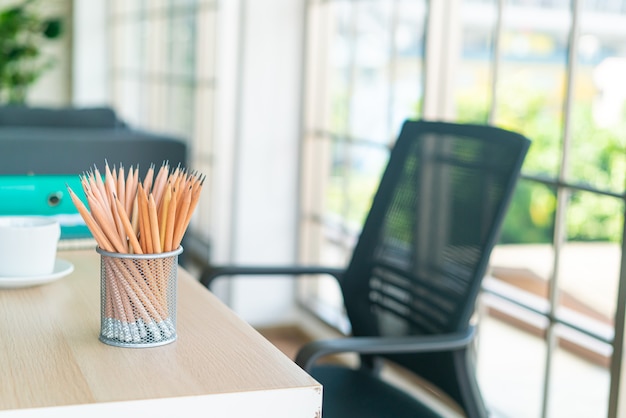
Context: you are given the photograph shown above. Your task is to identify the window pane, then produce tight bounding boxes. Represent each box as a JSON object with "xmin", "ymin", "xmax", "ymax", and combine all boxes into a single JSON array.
[
  {"xmin": 112, "ymin": 20, "xmax": 142, "ymax": 72},
  {"xmin": 144, "ymin": 0, "xmax": 169, "ymax": 12},
  {"xmin": 457, "ymin": 0, "xmax": 498, "ymax": 124},
  {"xmin": 170, "ymin": 0, "xmax": 198, "ymax": 9},
  {"xmin": 547, "ymin": 333, "xmax": 610, "ymax": 418},
  {"xmin": 325, "ymin": 140, "xmax": 388, "ymax": 231},
  {"xmin": 346, "ymin": 143, "xmax": 388, "ymax": 230},
  {"xmin": 112, "ymin": 78, "xmax": 142, "ymax": 125},
  {"xmin": 326, "ymin": 139, "xmax": 348, "ymax": 220},
  {"xmin": 391, "ymin": 0, "xmax": 427, "ymax": 133},
  {"xmin": 494, "ymin": 2, "xmax": 571, "ymax": 179},
  {"xmin": 144, "ymin": 81, "xmax": 168, "ymax": 130},
  {"xmin": 109, "ymin": 0, "xmax": 217, "ymax": 241},
  {"xmin": 499, "ymin": 179, "xmax": 557, "ymax": 245},
  {"xmin": 111, "ymin": 0, "xmax": 143, "ymax": 15},
  {"xmin": 145, "ymin": 14, "xmax": 168, "ymax": 73},
  {"xmin": 569, "ymin": 6, "xmax": 626, "ymax": 194},
  {"xmin": 170, "ymin": 13, "xmax": 197, "ymax": 78},
  {"xmin": 328, "ymin": 2, "xmax": 353, "ymax": 135},
  {"xmin": 557, "ymin": 191, "xmax": 623, "ymax": 337},
  {"xmin": 196, "ymin": 6, "xmax": 218, "ymax": 79},
  {"xmin": 350, "ymin": 1, "xmax": 392, "ymax": 142},
  {"xmin": 476, "ymin": 313, "xmax": 547, "ymax": 418},
  {"xmin": 193, "ymin": 86, "xmax": 215, "ymax": 160},
  {"xmin": 325, "ymin": 1, "xmax": 427, "ymax": 138},
  {"xmin": 168, "ymin": 84, "xmax": 195, "ymax": 137}
]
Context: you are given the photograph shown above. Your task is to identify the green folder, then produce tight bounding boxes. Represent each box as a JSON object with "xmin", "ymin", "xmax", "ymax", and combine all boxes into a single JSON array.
[{"xmin": 0, "ymin": 175, "xmax": 92, "ymax": 239}]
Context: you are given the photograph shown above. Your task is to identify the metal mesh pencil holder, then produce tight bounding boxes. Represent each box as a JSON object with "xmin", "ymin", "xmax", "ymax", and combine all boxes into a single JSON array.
[{"xmin": 97, "ymin": 246, "xmax": 183, "ymax": 348}]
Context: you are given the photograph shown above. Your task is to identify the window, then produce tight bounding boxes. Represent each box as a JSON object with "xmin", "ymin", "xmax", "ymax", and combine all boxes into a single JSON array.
[
  {"xmin": 299, "ymin": 0, "xmax": 626, "ymax": 416},
  {"xmin": 299, "ymin": 0, "xmax": 427, "ymax": 332},
  {"xmin": 108, "ymin": 0, "xmax": 217, "ymax": 241}
]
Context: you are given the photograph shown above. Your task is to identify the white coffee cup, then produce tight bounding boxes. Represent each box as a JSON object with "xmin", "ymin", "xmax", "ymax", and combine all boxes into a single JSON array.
[{"xmin": 0, "ymin": 216, "xmax": 61, "ymax": 277}]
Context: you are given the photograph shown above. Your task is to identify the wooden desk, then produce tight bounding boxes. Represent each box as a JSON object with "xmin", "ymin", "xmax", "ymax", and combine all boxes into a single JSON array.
[{"xmin": 0, "ymin": 250, "xmax": 322, "ymax": 417}]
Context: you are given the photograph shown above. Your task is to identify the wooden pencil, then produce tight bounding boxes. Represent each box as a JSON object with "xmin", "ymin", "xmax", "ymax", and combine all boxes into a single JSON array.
[
  {"xmin": 67, "ymin": 186, "xmax": 114, "ymax": 252},
  {"xmin": 104, "ymin": 161, "xmax": 117, "ymax": 202},
  {"xmin": 110, "ymin": 193, "xmax": 128, "ymax": 252},
  {"xmin": 173, "ymin": 185, "xmax": 192, "ymax": 249},
  {"xmin": 138, "ymin": 184, "xmax": 153, "ymax": 254},
  {"xmin": 117, "ymin": 164, "xmax": 126, "ymax": 212},
  {"xmin": 133, "ymin": 167, "xmax": 139, "ymax": 207},
  {"xmin": 114, "ymin": 195, "xmax": 143, "ymax": 254},
  {"xmin": 148, "ymin": 194, "xmax": 162, "ymax": 254},
  {"xmin": 88, "ymin": 194, "xmax": 127, "ymax": 253},
  {"xmin": 86, "ymin": 174, "xmax": 109, "ymax": 217},
  {"xmin": 143, "ymin": 163, "xmax": 155, "ymax": 193},
  {"xmin": 124, "ymin": 165, "xmax": 135, "ymax": 216},
  {"xmin": 159, "ymin": 184, "xmax": 172, "ymax": 250},
  {"xmin": 163, "ymin": 190, "xmax": 177, "ymax": 252},
  {"xmin": 152, "ymin": 161, "xmax": 170, "ymax": 209},
  {"xmin": 175, "ymin": 180, "xmax": 203, "ymax": 249},
  {"xmin": 92, "ymin": 165, "xmax": 109, "ymax": 208},
  {"xmin": 131, "ymin": 196, "xmax": 139, "ymax": 238}
]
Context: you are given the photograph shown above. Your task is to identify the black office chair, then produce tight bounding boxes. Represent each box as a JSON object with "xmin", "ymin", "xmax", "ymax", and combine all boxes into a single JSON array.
[{"xmin": 200, "ymin": 120, "xmax": 530, "ymax": 418}]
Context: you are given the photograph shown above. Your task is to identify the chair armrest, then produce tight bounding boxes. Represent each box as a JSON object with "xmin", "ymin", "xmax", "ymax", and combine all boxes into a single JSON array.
[
  {"xmin": 199, "ymin": 265, "xmax": 345, "ymax": 289},
  {"xmin": 295, "ymin": 327, "xmax": 475, "ymax": 371}
]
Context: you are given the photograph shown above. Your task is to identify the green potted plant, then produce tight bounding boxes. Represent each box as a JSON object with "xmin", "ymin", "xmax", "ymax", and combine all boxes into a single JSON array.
[{"xmin": 0, "ymin": 0, "xmax": 63, "ymax": 104}]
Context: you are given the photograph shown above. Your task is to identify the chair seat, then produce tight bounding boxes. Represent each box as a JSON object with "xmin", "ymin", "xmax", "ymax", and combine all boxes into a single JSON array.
[{"xmin": 311, "ymin": 365, "xmax": 443, "ymax": 418}]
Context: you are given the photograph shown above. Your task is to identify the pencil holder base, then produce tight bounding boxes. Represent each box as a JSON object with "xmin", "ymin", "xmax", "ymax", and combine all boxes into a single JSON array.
[
  {"xmin": 97, "ymin": 246, "xmax": 183, "ymax": 348},
  {"xmin": 98, "ymin": 321, "xmax": 177, "ymax": 348}
]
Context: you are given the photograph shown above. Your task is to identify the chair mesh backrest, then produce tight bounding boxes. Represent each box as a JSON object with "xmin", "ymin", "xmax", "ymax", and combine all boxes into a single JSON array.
[{"xmin": 342, "ymin": 121, "xmax": 530, "ymax": 340}]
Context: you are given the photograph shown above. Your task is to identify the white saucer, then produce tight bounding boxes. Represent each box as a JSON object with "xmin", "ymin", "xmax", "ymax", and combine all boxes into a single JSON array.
[{"xmin": 0, "ymin": 259, "xmax": 74, "ymax": 289}]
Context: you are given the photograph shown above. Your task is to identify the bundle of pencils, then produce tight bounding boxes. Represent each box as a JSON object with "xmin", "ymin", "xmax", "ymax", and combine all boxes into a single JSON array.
[
  {"xmin": 67, "ymin": 161, "xmax": 204, "ymax": 345},
  {"xmin": 67, "ymin": 161, "xmax": 204, "ymax": 255}
]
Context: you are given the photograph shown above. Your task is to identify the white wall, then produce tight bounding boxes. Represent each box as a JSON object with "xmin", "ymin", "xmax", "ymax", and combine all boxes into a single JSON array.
[{"xmin": 211, "ymin": 0, "xmax": 306, "ymax": 326}]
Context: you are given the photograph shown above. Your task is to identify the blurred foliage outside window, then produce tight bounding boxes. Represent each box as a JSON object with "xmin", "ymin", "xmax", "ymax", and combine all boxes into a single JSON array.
[
  {"xmin": 327, "ymin": 75, "xmax": 625, "ymax": 245},
  {"xmin": 457, "ymin": 83, "xmax": 626, "ymax": 244},
  {"xmin": 0, "ymin": 0, "xmax": 63, "ymax": 103},
  {"xmin": 319, "ymin": 3, "xmax": 626, "ymax": 247}
]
